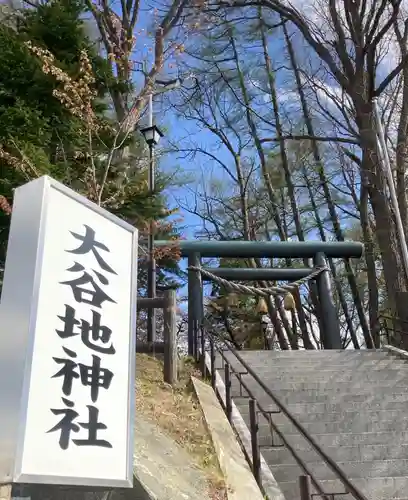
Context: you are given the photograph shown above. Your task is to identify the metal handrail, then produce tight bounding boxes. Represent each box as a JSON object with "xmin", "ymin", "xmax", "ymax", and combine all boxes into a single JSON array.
[
  {"xmin": 378, "ymin": 315, "xmax": 408, "ymax": 348},
  {"xmin": 204, "ymin": 329, "xmax": 369, "ymax": 500},
  {"xmin": 379, "ymin": 314, "xmax": 408, "ymax": 325},
  {"xmin": 213, "ymin": 343, "xmax": 331, "ymax": 500}
]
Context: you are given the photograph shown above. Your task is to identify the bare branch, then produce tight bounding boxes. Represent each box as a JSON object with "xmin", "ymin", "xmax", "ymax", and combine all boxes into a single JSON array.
[{"xmin": 260, "ymin": 135, "xmax": 360, "ymax": 145}]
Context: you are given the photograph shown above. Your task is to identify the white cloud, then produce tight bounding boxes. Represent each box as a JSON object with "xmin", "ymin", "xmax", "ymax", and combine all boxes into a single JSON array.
[{"xmin": 281, "ymin": 0, "xmax": 407, "ymax": 93}]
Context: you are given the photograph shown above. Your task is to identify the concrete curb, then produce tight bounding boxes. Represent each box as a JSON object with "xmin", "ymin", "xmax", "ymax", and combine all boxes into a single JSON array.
[
  {"xmin": 132, "ymin": 473, "xmax": 158, "ymax": 500},
  {"xmin": 203, "ymin": 351, "xmax": 285, "ymax": 500},
  {"xmin": 191, "ymin": 376, "xmax": 264, "ymax": 500}
]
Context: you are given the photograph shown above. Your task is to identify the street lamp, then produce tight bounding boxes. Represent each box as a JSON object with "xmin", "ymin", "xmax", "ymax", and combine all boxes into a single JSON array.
[
  {"xmin": 136, "ymin": 74, "xmax": 185, "ymax": 343},
  {"xmin": 140, "ymin": 125, "xmax": 164, "ymax": 146},
  {"xmin": 141, "ymin": 123, "xmax": 164, "ymax": 344}
]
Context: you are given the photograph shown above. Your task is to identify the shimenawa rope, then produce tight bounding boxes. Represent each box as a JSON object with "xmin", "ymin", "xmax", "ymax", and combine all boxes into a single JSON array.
[{"xmin": 187, "ymin": 265, "xmax": 328, "ymax": 297}]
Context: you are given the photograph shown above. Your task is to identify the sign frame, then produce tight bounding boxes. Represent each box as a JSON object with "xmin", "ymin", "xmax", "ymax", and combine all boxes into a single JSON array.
[{"xmin": 0, "ymin": 175, "xmax": 138, "ymax": 488}]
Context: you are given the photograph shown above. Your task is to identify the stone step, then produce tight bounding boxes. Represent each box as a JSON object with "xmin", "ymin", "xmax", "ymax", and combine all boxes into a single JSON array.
[
  {"xmin": 268, "ymin": 364, "xmax": 406, "ymax": 373},
  {"xmin": 257, "ymin": 380, "xmax": 408, "ymax": 392},
  {"xmin": 239, "ymin": 407, "xmax": 408, "ymax": 424},
  {"xmin": 256, "ymin": 416, "xmax": 408, "ymax": 435},
  {"xmin": 262, "ymin": 443, "xmax": 408, "ymax": 465},
  {"xmin": 230, "ymin": 376, "xmax": 408, "ymax": 391},
  {"xmin": 231, "ymin": 389, "xmax": 408, "ymax": 404},
  {"xmin": 216, "ymin": 348, "xmax": 396, "ymax": 358},
  {"xmin": 239, "ymin": 408, "xmax": 408, "ymax": 447},
  {"xmin": 258, "ymin": 356, "xmax": 393, "ymax": 363},
  {"xmin": 278, "ymin": 476, "xmax": 408, "ymax": 500},
  {"xmin": 252, "ymin": 366, "xmax": 404, "ymax": 376},
  {"xmin": 259, "ymin": 358, "xmax": 398, "ymax": 364},
  {"xmin": 272, "ymin": 459, "xmax": 408, "ymax": 483},
  {"xmin": 243, "ymin": 348, "xmax": 387, "ymax": 354},
  {"xmin": 263, "ymin": 358, "xmax": 395, "ymax": 365},
  {"xmin": 217, "ymin": 369, "xmax": 402, "ymax": 383},
  {"xmin": 237, "ymin": 359, "xmax": 395, "ymax": 367},
  {"xmin": 263, "ymin": 370, "xmax": 408, "ymax": 383},
  {"xmin": 237, "ymin": 358, "xmax": 402, "ymax": 368},
  {"xmin": 216, "ymin": 359, "xmax": 403, "ymax": 375},
  {"xmin": 236, "ymin": 348, "xmax": 387, "ymax": 354},
  {"xmin": 279, "ymin": 400, "xmax": 408, "ymax": 414},
  {"xmin": 228, "ymin": 372, "xmax": 408, "ymax": 387},
  {"xmin": 216, "ymin": 350, "xmax": 394, "ymax": 363},
  {"xmin": 237, "ymin": 351, "xmax": 392, "ymax": 360},
  {"xmin": 239, "ymin": 349, "xmax": 389, "ymax": 356},
  {"xmin": 258, "ymin": 430, "xmax": 408, "ymax": 448}
]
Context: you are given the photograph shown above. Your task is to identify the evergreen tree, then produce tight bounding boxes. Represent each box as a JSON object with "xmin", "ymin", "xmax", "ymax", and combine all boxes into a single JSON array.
[{"xmin": 0, "ymin": 0, "xmax": 182, "ymax": 289}]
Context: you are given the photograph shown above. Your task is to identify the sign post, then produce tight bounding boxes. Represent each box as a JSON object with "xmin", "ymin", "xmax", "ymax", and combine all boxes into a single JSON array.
[{"xmin": 0, "ymin": 176, "xmax": 138, "ymax": 489}]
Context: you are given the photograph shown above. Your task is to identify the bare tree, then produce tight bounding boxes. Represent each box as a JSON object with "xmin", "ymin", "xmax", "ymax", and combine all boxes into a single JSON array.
[
  {"xmin": 213, "ymin": 0, "xmax": 408, "ymax": 345},
  {"xmin": 169, "ymin": 18, "xmax": 360, "ymax": 349}
]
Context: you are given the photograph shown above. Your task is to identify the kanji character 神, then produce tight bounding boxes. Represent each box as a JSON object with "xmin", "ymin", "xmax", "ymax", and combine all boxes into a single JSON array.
[{"xmin": 52, "ymin": 346, "xmax": 114, "ymax": 403}]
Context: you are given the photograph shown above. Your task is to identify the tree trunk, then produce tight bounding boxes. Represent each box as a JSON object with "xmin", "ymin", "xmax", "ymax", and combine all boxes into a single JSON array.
[
  {"xmin": 360, "ymin": 171, "xmax": 380, "ymax": 347},
  {"xmin": 228, "ymin": 25, "xmax": 294, "ymax": 348},
  {"xmin": 395, "ymin": 24, "xmax": 408, "ymax": 237},
  {"xmin": 283, "ymin": 21, "xmax": 372, "ymax": 348},
  {"xmin": 357, "ymin": 102, "xmax": 408, "ymax": 346},
  {"xmin": 301, "ymin": 165, "xmax": 360, "ymax": 349},
  {"xmin": 293, "ymin": 288, "xmax": 314, "ymax": 349}
]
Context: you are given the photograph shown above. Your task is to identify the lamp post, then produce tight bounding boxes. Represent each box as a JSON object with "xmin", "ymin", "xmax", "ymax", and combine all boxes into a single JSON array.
[
  {"xmin": 138, "ymin": 76, "xmax": 185, "ymax": 342},
  {"xmin": 141, "ymin": 119, "xmax": 164, "ymax": 343}
]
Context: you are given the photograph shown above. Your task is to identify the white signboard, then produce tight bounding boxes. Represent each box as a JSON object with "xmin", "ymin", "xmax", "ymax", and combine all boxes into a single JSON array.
[{"xmin": 0, "ymin": 176, "xmax": 137, "ymax": 487}]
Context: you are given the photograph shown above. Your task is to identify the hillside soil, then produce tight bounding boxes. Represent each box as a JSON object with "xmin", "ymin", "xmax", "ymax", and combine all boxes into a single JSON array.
[{"xmin": 135, "ymin": 353, "xmax": 228, "ymax": 500}]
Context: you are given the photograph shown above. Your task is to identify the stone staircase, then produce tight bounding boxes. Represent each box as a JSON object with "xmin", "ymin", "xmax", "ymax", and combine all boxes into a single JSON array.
[{"xmin": 217, "ymin": 347, "xmax": 408, "ymax": 500}]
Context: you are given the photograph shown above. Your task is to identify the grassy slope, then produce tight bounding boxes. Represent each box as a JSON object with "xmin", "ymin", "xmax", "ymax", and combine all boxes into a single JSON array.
[{"xmin": 135, "ymin": 353, "xmax": 227, "ymax": 500}]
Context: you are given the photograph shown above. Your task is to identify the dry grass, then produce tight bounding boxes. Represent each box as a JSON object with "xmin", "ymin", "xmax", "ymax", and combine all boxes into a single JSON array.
[{"xmin": 135, "ymin": 353, "xmax": 227, "ymax": 499}]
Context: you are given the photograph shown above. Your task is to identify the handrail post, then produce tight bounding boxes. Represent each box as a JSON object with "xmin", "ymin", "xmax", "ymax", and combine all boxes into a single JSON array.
[
  {"xmin": 249, "ymin": 398, "xmax": 261, "ymax": 488},
  {"xmin": 222, "ymin": 340, "xmax": 369, "ymax": 500},
  {"xmin": 313, "ymin": 252, "xmax": 342, "ymax": 349},
  {"xmin": 299, "ymin": 475, "xmax": 312, "ymax": 500},
  {"xmin": 210, "ymin": 336, "xmax": 216, "ymax": 389},
  {"xmin": 225, "ymin": 362, "xmax": 232, "ymax": 422},
  {"xmin": 200, "ymin": 327, "xmax": 206, "ymax": 378},
  {"xmin": 163, "ymin": 288, "xmax": 177, "ymax": 385}
]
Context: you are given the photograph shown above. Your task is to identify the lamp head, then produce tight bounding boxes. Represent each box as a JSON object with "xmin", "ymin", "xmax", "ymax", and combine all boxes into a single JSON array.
[{"xmin": 140, "ymin": 124, "xmax": 164, "ymax": 146}]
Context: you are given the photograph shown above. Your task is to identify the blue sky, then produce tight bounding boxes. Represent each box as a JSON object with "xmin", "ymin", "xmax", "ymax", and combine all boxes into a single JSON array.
[
  {"xmin": 127, "ymin": 3, "xmax": 361, "ymax": 240},
  {"xmin": 131, "ymin": 5, "xmax": 365, "ymax": 303}
]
